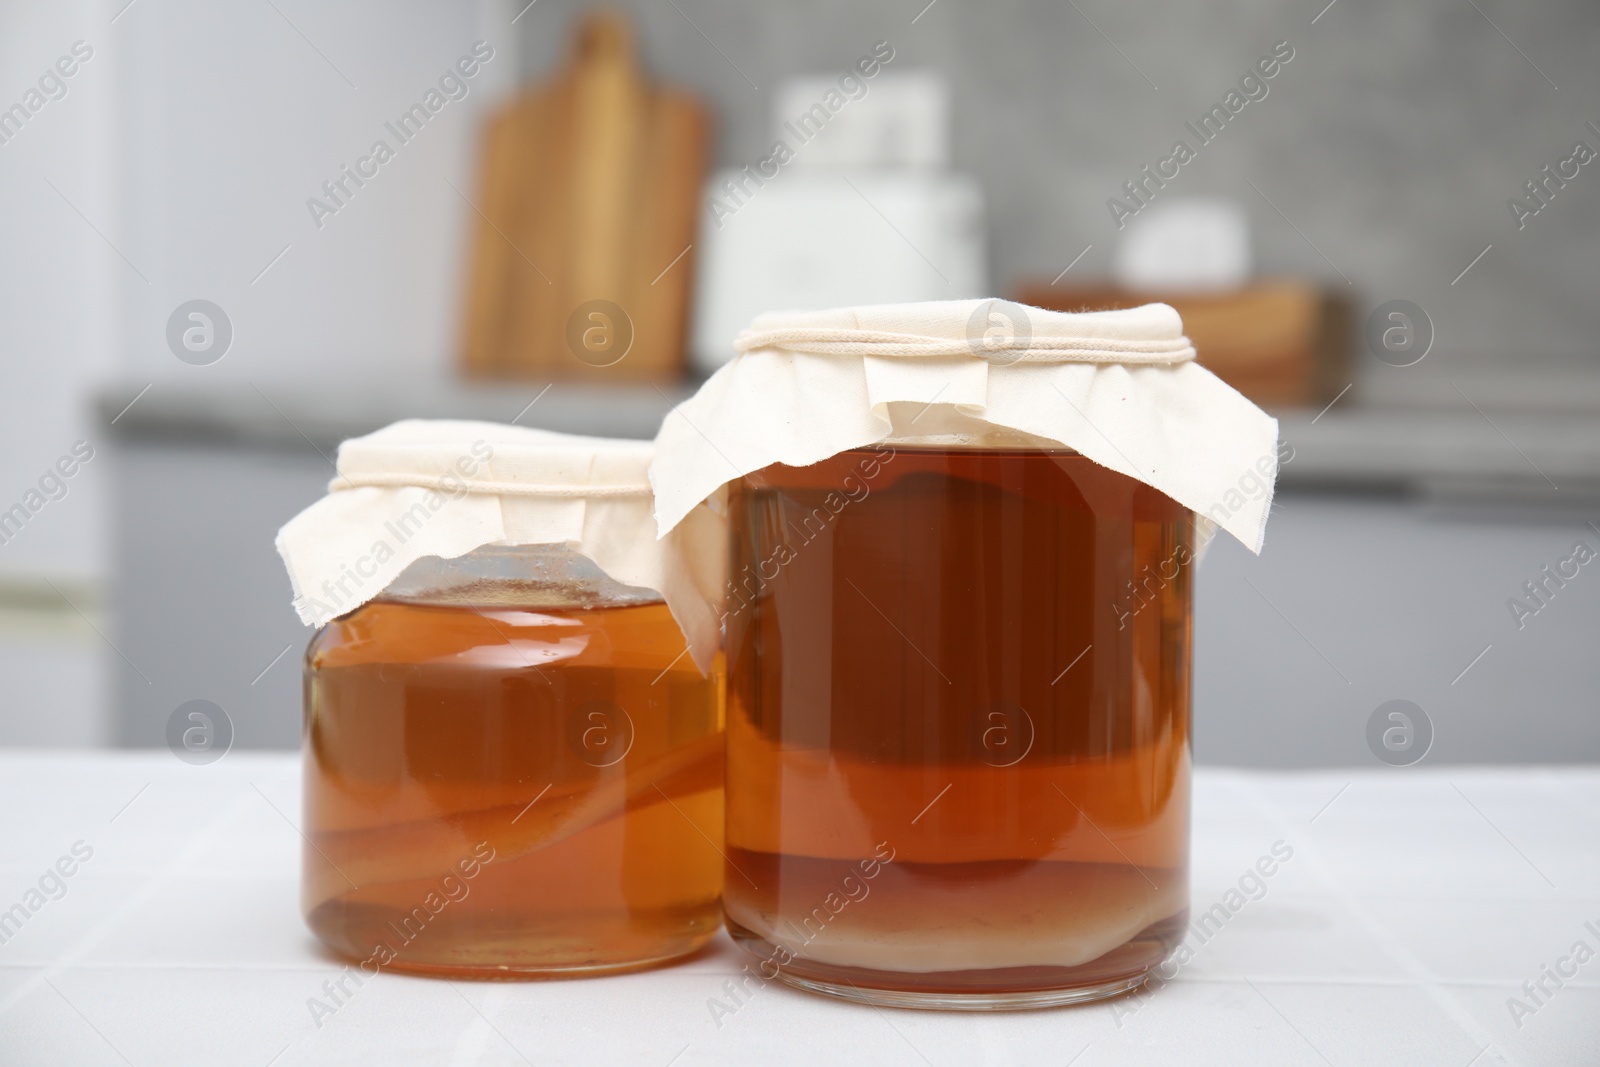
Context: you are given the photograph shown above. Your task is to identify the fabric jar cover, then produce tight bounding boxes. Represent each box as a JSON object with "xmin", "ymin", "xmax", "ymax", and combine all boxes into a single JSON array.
[
  {"xmin": 650, "ymin": 298, "xmax": 1279, "ymax": 555},
  {"xmin": 275, "ymin": 420, "xmax": 724, "ymax": 672}
]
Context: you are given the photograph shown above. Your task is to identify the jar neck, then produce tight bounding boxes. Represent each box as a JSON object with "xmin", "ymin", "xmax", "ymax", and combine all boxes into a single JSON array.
[{"xmin": 377, "ymin": 545, "xmax": 662, "ymax": 611}]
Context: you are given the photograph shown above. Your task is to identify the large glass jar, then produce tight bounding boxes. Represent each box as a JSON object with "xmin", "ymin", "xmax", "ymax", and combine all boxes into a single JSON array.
[
  {"xmin": 302, "ymin": 545, "xmax": 724, "ymax": 977},
  {"xmin": 722, "ymin": 443, "xmax": 1193, "ymax": 1008}
]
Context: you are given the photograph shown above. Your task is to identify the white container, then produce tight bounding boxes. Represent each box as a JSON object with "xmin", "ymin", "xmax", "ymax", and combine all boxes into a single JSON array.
[{"xmin": 691, "ymin": 172, "xmax": 986, "ymax": 373}]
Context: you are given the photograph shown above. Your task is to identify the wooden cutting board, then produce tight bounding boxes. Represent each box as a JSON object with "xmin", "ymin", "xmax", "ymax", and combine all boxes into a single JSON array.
[{"xmin": 460, "ymin": 12, "xmax": 708, "ymax": 382}]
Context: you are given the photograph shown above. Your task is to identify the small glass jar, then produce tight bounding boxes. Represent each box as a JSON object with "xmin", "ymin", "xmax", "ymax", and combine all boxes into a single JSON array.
[
  {"xmin": 302, "ymin": 545, "xmax": 723, "ymax": 977},
  {"xmin": 722, "ymin": 443, "xmax": 1193, "ymax": 1008}
]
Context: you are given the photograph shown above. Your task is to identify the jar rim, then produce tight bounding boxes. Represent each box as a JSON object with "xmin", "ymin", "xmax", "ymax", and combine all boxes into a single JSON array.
[{"xmin": 377, "ymin": 545, "xmax": 663, "ymax": 611}]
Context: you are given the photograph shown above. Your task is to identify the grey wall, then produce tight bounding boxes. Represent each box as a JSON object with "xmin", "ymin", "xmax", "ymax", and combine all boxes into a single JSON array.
[{"xmin": 514, "ymin": 0, "xmax": 1600, "ymax": 372}]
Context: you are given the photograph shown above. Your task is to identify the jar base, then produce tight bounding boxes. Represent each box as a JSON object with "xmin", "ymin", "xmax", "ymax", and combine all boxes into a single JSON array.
[
  {"xmin": 318, "ymin": 939, "xmax": 716, "ymax": 981},
  {"xmin": 774, "ymin": 970, "xmax": 1148, "ymax": 1011},
  {"xmin": 727, "ymin": 912, "xmax": 1183, "ymax": 1012},
  {"xmin": 306, "ymin": 898, "xmax": 724, "ymax": 980}
]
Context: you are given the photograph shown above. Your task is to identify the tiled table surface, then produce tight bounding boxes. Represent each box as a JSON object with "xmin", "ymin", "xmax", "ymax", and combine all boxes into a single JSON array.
[{"xmin": 1, "ymin": 752, "xmax": 1596, "ymax": 1066}]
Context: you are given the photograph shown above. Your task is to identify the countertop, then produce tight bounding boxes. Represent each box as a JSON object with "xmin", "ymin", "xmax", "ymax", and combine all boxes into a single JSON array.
[{"xmin": 2, "ymin": 752, "xmax": 1597, "ymax": 1065}]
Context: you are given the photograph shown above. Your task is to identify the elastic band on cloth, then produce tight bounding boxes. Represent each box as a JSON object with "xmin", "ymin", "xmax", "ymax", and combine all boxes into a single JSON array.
[
  {"xmin": 327, "ymin": 473, "xmax": 653, "ymax": 497},
  {"xmin": 732, "ymin": 327, "xmax": 1196, "ymax": 364}
]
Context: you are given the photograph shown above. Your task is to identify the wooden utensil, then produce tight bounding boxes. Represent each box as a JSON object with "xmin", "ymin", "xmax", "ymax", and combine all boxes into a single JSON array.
[{"xmin": 461, "ymin": 11, "xmax": 708, "ymax": 382}]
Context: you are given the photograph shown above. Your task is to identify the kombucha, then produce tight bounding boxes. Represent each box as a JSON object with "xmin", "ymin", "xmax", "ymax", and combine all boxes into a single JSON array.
[
  {"xmin": 304, "ymin": 593, "xmax": 723, "ymax": 977},
  {"xmin": 723, "ymin": 446, "xmax": 1193, "ymax": 1007}
]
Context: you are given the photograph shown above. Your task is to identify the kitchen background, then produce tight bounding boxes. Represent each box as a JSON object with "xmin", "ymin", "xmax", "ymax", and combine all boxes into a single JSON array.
[{"xmin": 2, "ymin": 0, "xmax": 1596, "ymax": 765}]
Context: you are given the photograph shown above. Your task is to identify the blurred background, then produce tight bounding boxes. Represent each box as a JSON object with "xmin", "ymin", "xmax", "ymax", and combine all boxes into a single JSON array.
[{"xmin": 2, "ymin": 0, "xmax": 1596, "ymax": 764}]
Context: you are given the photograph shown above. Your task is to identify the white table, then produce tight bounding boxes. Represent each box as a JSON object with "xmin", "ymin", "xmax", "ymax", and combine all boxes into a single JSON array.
[{"xmin": 1, "ymin": 752, "xmax": 1596, "ymax": 1065}]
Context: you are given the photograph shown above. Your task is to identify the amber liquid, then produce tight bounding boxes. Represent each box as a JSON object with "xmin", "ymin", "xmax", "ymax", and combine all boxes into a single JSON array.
[
  {"xmin": 724, "ymin": 446, "xmax": 1192, "ymax": 1005},
  {"xmin": 303, "ymin": 598, "xmax": 723, "ymax": 977}
]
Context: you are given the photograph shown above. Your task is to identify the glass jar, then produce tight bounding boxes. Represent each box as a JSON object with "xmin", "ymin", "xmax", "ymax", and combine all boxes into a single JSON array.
[
  {"xmin": 302, "ymin": 545, "xmax": 724, "ymax": 977},
  {"xmin": 722, "ymin": 443, "xmax": 1193, "ymax": 1008}
]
